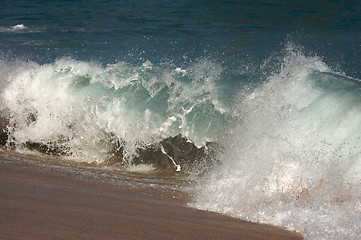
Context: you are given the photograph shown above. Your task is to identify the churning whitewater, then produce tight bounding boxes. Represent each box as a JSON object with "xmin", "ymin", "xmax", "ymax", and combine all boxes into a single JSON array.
[
  {"xmin": 190, "ymin": 47, "xmax": 361, "ymax": 240},
  {"xmin": 1, "ymin": 1, "xmax": 361, "ymax": 239},
  {"xmin": 0, "ymin": 56, "xmax": 229, "ymax": 170},
  {"xmin": 1, "ymin": 46, "xmax": 361, "ymax": 239}
]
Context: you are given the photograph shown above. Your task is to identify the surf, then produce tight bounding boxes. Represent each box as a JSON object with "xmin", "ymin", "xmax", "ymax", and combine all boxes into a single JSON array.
[
  {"xmin": 1, "ymin": 44, "xmax": 361, "ymax": 239},
  {"xmin": 190, "ymin": 45, "xmax": 361, "ymax": 239},
  {"xmin": 0, "ymin": 57, "xmax": 230, "ymax": 171}
]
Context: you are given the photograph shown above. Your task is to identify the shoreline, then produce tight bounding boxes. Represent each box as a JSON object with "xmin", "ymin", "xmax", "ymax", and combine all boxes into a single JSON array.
[{"xmin": 0, "ymin": 151, "xmax": 302, "ymax": 240}]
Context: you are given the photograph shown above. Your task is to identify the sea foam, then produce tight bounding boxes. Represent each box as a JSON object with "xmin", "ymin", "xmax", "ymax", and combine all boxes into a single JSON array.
[
  {"xmin": 0, "ymin": 58, "xmax": 229, "ymax": 167},
  {"xmin": 190, "ymin": 46, "xmax": 361, "ymax": 239}
]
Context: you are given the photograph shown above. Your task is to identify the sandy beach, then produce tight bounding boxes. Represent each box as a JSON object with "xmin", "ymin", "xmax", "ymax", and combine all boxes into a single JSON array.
[{"xmin": 0, "ymin": 152, "xmax": 302, "ymax": 240}]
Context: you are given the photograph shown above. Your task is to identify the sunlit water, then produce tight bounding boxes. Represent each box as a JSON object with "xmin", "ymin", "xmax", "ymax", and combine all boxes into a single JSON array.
[{"xmin": 1, "ymin": 1, "xmax": 361, "ymax": 239}]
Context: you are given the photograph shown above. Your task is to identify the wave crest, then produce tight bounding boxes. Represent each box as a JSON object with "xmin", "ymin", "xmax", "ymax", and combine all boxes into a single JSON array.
[
  {"xmin": 0, "ymin": 58, "xmax": 228, "ymax": 170},
  {"xmin": 191, "ymin": 46, "xmax": 361, "ymax": 239}
]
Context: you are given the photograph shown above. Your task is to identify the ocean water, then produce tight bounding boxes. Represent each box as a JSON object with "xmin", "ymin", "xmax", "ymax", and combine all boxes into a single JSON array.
[{"xmin": 1, "ymin": 1, "xmax": 361, "ymax": 239}]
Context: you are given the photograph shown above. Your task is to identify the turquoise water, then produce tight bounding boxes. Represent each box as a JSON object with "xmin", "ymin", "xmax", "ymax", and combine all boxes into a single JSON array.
[{"xmin": 1, "ymin": 1, "xmax": 361, "ymax": 239}]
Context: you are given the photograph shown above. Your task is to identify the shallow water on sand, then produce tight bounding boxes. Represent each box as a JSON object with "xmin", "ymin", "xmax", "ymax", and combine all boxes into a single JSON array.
[{"xmin": 0, "ymin": 147, "xmax": 186, "ymax": 195}]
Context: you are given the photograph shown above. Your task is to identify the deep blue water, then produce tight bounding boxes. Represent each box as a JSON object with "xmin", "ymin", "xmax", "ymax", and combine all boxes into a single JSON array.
[
  {"xmin": 1, "ymin": 1, "xmax": 360, "ymax": 75},
  {"xmin": 1, "ymin": 1, "xmax": 361, "ymax": 239}
]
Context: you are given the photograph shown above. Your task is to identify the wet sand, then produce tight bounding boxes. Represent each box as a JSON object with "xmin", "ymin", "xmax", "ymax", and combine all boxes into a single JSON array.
[{"xmin": 0, "ymin": 154, "xmax": 302, "ymax": 240}]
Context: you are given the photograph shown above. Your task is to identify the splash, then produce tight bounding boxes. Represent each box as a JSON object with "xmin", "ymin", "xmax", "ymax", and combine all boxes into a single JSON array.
[
  {"xmin": 190, "ymin": 46, "xmax": 361, "ymax": 239},
  {"xmin": 12, "ymin": 24, "xmax": 27, "ymax": 31},
  {"xmin": 0, "ymin": 58, "xmax": 229, "ymax": 170},
  {"xmin": 0, "ymin": 24, "xmax": 40, "ymax": 33}
]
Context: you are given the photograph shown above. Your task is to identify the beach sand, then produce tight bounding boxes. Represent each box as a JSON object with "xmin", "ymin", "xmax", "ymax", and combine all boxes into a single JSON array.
[{"xmin": 0, "ymin": 151, "xmax": 302, "ymax": 240}]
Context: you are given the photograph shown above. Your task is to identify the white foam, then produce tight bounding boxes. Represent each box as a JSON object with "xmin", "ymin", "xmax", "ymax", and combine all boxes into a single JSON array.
[
  {"xmin": 191, "ymin": 46, "xmax": 361, "ymax": 239},
  {"xmin": 0, "ymin": 58, "xmax": 227, "ymax": 164},
  {"xmin": 12, "ymin": 24, "xmax": 27, "ymax": 30},
  {"xmin": 126, "ymin": 164, "xmax": 156, "ymax": 172}
]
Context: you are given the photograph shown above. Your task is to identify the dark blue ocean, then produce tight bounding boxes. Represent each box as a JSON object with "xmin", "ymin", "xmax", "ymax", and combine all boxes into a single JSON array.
[
  {"xmin": 1, "ymin": 1, "xmax": 361, "ymax": 239},
  {"xmin": 1, "ymin": 1, "xmax": 360, "ymax": 75}
]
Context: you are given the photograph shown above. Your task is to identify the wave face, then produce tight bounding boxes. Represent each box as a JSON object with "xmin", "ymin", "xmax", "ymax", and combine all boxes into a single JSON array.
[
  {"xmin": 1, "ymin": 45, "xmax": 361, "ymax": 239},
  {"xmin": 190, "ymin": 46, "xmax": 361, "ymax": 239},
  {"xmin": 0, "ymin": 58, "xmax": 232, "ymax": 170}
]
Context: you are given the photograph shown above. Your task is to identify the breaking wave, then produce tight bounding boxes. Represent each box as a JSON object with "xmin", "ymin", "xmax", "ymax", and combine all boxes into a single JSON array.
[
  {"xmin": 1, "ymin": 44, "xmax": 361, "ymax": 238},
  {"xmin": 190, "ymin": 45, "xmax": 361, "ymax": 239},
  {"xmin": 0, "ymin": 57, "xmax": 231, "ymax": 171}
]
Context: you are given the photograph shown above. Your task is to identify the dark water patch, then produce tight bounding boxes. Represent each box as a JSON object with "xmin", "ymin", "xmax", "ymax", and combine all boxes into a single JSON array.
[
  {"xmin": 132, "ymin": 134, "xmax": 219, "ymax": 172},
  {"xmin": 0, "ymin": 112, "xmax": 220, "ymax": 172},
  {"xmin": 24, "ymin": 134, "xmax": 221, "ymax": 173},
  {"xmin": 0, "ymin": 114, "xmax": 8, "ymax": 145}
]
